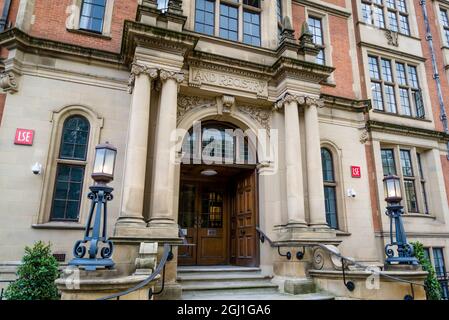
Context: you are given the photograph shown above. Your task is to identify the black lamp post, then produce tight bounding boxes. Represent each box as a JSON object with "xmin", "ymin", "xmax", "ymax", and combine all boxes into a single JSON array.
[
  {"xmin": 383, "ymin": 175, "xmax": 419, "ymax": 265},
  {"xmin": 69, "ymin": 142, "xmax": 117, "ymax": 271}
]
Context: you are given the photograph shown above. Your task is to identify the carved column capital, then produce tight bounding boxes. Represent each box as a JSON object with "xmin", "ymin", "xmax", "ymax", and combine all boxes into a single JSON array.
[
  {"xmin": 275, "ymin": 93, "xmax": 324, "ymax": 110},
  {"xmin": 305, "ymin": 96, "xmax": 325, "ymax": 108},
  {"xmin": 0, "ymin": 72, "xmax": 18, "ymax": 94},
  {"xmin": 160, "ymin": 69, "xmax": 185, "ymax": 83},
  {"xmin": 274, "ymin": 93, "xmax": 297, "ymax": 111},
  {"xmin": 128, "ymin": 63, "xmax": 158, "ymax": 94}
]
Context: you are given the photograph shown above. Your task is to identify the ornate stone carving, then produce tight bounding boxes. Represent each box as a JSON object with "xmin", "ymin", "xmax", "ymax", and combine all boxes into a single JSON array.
[
  {"xmin": 218, "ymin": 95, "xmax": 235, "ymax": 114},
  {"xmin": 312, "ymin": 247, "xmax": 325, "ymax": 270},
  {"xmin": 160, "ymin": 69, "xmax": 185, "ymax": 83},
  {"xmin": 0, "ymin": 72, "xmax": 18, "ymax": 93},
  {"xmin": 385, "ymin": 30, "xmax": 399, "ymax": 47},
  {"xmin": 359, "ymin": 128, "xmax": 370, "ymax": 144},
  {"xmin": 177, "ymin": 94, "xmax": 216, "ymax": 123},
  {"xmin": 238, "ymin": 105, "xmax": 272, "ymax": 132},
  {"xmin": 280, "ymin": 17, "xmax": 296, "ymax": 43},
  {"xmin": 128, "ymin": 63, "xmax": 158, "ymax": 94},
  {"xmin": 275, "ymin": 93, "xmax": 324, "ymax": 110},
  {"xmin": 134, "ymin": 242, "xmax": 158, "ymax": 276},
  {"xmin": 168, "ymin": 0, "xmax": 183, "ymax": 15}
]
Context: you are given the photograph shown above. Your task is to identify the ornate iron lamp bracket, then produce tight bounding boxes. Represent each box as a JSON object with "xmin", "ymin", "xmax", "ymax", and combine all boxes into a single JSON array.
[
  {"xmin": 384, "ymin": 204, "xmax": 419, "ymax": 265},
  {"xmin": 69, "ymin": 185, "xmax": 115, "ymax": 271}
]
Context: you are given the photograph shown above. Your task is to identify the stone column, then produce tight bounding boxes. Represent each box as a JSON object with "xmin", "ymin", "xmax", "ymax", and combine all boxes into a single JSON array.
[
  {"xmin": 114, "ymin": 64, "xmax": 158, "ymax": 237},
  {"xmin": 304, "ymin": 98, "xmax": 328, "ymax": 228},
  {"xmin": 278, "ymin": 94, "xmax": 307, "ymax": 227},
  {"xmin": 147, "ymin": 69, "xmax": 184, "ymax": 239}
]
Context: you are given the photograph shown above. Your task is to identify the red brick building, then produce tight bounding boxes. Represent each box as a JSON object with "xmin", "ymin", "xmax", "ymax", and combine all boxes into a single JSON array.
[{"xmin": 0, "ymin": 0, "xmax": 448, "ymax": 300}]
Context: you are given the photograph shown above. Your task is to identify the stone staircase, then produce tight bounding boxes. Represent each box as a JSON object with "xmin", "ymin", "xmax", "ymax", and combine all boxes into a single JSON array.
[{"xmin": 178, "ymin": 265, "xmax": 334, "ymax": 300}]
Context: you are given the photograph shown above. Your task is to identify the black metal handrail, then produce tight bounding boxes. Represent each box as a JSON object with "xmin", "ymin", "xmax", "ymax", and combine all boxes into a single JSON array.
[
  {"xmin": 256, "ymin": 227, "xmax": 426, "ymax": 299},
  {"xmin": 98, "ymin": 226, "xmax": 188, "ymax": 300},
  {"xmin": 98, "ymin": 243, "xmax": 171, "ymax": 300}
]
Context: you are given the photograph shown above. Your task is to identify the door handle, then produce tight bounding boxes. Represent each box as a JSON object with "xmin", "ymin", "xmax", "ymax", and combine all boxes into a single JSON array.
[{"xmin": 240, "ymin": 229, "xmax": 246, "ymax": 236}]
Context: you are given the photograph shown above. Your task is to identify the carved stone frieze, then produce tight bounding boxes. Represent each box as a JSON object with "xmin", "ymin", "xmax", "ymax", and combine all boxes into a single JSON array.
[
  {"xmin": 238, "ymin": 105, "xmax": 272, "ymax": 132},
  {"xmin": 189, "ymin": 67, "xmax": 268, "ymax": 98},
  {"xmin": 177, "ymin": 94, "xmax": 272, "ymax": 131},
  {"xmin": 177, "ymin": 94, "xmax": 216, "ymax": 123},
  {"xmin": 0, "ymin": 72, "xmax": 18, "ymax": 93}
]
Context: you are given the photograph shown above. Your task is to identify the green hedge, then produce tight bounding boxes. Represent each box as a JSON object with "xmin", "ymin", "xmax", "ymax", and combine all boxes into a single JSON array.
[{"xmin": 4, "ymin": 241, "xmax": 60, "ymax": 300}]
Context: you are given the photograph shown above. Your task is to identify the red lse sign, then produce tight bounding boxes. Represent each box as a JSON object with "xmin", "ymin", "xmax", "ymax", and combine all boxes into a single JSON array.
[
  {"xmin": 351, "ymin": 166, "xmax": 361, "ymax": 178},
  {"xmin": 14, "ymin": 129, "xmax": 35, "ymax": 146}
]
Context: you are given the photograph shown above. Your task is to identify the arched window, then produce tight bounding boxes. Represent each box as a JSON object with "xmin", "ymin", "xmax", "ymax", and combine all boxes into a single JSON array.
[
  {"xmin": 50, "ymin": 116, "xmax": 90, "ymax": 221},
  {"xmin": 321, "ymin": 148, "xmax": 338, "ymax": 229},
  {"xmin": 181, "ymin": 122, "xmax": 256, "ymax": 165}
]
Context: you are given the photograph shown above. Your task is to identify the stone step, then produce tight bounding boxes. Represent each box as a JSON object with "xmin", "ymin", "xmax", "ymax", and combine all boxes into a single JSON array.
[
  {"xmin": 178, "ymin": 274, "xmax": 271, "ymax": 283},
  {"xmin": 178, "ymin": 265, "xmax": 334, "ymax": 300},
  {"xmin": 181, "ymin": 281, "xmax": 279, "ymax": 293},
  {"xmin": 182, "ymin": 291, "xmax": 335, "ymax": 300},
  {"xmin": 178, "ymin": 266, "xmax": 261, "ymax": 274}
]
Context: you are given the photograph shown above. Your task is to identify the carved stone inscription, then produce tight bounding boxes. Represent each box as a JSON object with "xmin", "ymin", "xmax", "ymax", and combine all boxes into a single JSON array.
[{"xmin": 189, "ymin": 68, "xmax": 268, "ymax": 98}]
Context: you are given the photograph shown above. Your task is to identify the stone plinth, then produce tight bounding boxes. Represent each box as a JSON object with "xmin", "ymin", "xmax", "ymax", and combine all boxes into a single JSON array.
[
  {"xmin": 309, "ymin": 269, "xmax": 427, "ymax": 300},
  {"xmin": 56, "ymin": 268, "xmax": 159, "ymax": 300}
]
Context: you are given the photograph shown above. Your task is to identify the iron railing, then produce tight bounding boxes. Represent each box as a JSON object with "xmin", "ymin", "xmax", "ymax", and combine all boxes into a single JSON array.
[
  {"xmin": 256, "ymin": 227, "xmax": 426, "ymax": 300},
  {"xmin": 98, "ymin": 243, "xmax": 172, "ymax": 300},
  {"xmin": 98, "ymin": 226, "xmax": 189, "ymax": 300}
]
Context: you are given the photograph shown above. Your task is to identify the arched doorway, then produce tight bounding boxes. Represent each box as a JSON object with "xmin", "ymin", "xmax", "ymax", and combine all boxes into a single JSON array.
[{"xmin": 177, "ymin": 121, "xmax": 259, "ymax": 267}]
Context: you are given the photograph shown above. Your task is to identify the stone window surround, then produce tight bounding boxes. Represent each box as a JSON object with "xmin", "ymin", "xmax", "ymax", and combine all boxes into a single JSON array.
[
  {"xmin": 33, "ymin": 105, "xmax": 103, "ymax": 229},
  {"xmin": 304, "ymin": 7, "xmax": 335, "ymax": 84},
  {"xmin": 357, "ymin": 0, "xmax": 419, "ymax": 39},
  {"xmin": 364, "ymin": 50, "xmax": 430, "ymax": 121},
  {"xmin": 424, "ymin": 246, "xmax": 449, "ymax": 283},
  {"xmin": 189, "ymin": 0, "xmax": 270, "ymax": 46},
  {"xmin": 433, "ymin": 1, "xmax": 449, "ymax": 85},
  {"xmin": 320, "ymin": 141, "xmax": 348, "ymax": 233},
  {"xmin": 434, "ymin": 1, "xmax": 449, "ymax": 47},
  {"xmin": 379, "ymin": 144, "xmax": 431, "ymax": 216},
  {"xmin": 66, "ymin": 0, "xmax": 114, "ymax": 37}
]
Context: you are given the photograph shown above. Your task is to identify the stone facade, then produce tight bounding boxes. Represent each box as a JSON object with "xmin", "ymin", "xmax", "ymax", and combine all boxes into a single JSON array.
[{"xmin": 0, "ymin": 0, "xmax": 447, "ymax": 300}]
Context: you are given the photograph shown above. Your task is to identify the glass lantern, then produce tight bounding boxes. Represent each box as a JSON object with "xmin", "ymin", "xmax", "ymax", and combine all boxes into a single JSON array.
[
  {"xmin": 92, "ymin": 142, "xmax": 117, "ymax": 184},
  {"xmin": 383, "ymin": 175, "xmax": 402, "ymax": 204}
]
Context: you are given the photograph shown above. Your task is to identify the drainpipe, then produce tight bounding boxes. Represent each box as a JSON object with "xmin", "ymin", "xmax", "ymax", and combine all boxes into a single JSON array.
[
  {"xmin": 0, "ymin": 0, "xmax": 12, "ymax": 32},
  {"xmin": 420, "ymin": 0, "xmax": 449, "ymax": 160}
]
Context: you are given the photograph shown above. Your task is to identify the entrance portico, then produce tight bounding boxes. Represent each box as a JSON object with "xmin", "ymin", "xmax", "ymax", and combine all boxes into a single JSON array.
[{"xmin": 108, "ymin": 8, "xmax": 337, "ymax": 298}]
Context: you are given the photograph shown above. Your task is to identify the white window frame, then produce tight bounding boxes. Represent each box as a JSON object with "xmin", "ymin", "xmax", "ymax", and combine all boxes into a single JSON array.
[
  {"xmin": 379, "ymin": 145, "xmax": 430, "ymax": 215},
  {"xmin": 366, "ymin": 53, "xmax": 428, "ymax": 119},
  {"xmin": 67, "ymin": 0, "xmax": 114, "ymax": 37},
  {"xmin": 190, "ymin": 0, "xmax": 263, "ymax": 46},
  {"xmin": 359, "ymin": 0, "xmax": 415, "ymax": 37}
]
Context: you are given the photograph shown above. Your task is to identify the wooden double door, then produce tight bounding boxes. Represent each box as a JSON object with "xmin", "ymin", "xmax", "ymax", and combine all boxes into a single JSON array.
[{"xmin": 178, "ymin": 167, "xmax": 258, "ymax": 266}]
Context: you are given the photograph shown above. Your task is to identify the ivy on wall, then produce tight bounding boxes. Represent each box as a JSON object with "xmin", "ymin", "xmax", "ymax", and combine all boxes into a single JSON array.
[{"xmin": 412, "ymin": 241, "xmax": 442, "ymax": 300}]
